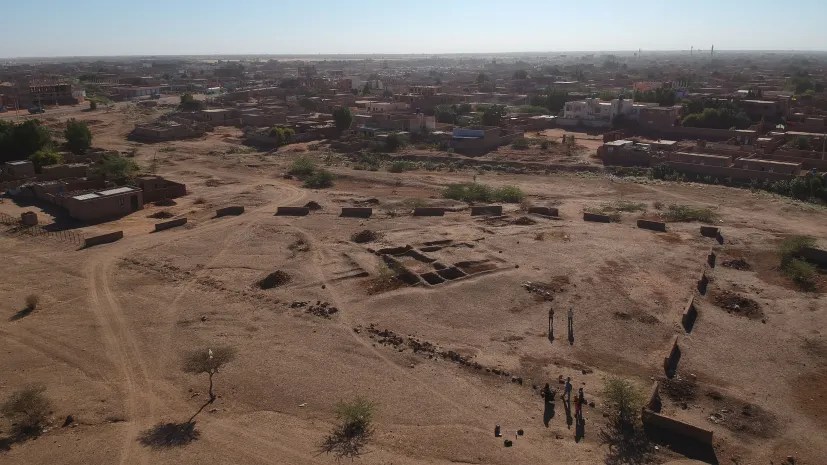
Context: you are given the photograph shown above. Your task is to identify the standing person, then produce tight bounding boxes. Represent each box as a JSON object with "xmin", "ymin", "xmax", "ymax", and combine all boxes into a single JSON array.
[
  {"xmin": 564, "ymin": 377, "xmax": 572, "ymax": 402},
  {"xmin": 567, "ymin": 308, "xmax": 574, "ymax": 336},
  {"xmin": 574, "ymin": 392, "xmax": 582, "ymax": 418},
  {"xmin": 548, "ymin": 307, "xmax": 554, "ymax": 339},
  {"xmin": 543, "ymin": 383, "xmax": 554, "ymax": 403}
]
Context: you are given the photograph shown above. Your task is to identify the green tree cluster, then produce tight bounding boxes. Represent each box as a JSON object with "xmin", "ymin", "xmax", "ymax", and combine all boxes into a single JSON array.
[
  {"xmin": 64, "ymin": 118, "xmax": 93, "ymax": 154},
  {"xmin": 477, "ymin": 104, "xmax": 506, "ymax": 126},
  {"xmin": 179, "ymin": 93, "xmax": 205, "ymax": 111},
  {"xmin": 269, "ymin": 126, "xmax": 296, "ymax": 146},
  {"xmin": 332, "ymin": 106, "xmax": 353, "ymax": 130},
  {"xmin": 632, "ymin": 87, "xmax": 677, "ymax": 106},
  {"xmin": 531, "ymin": 88, "xmax": 569, "ymax": 113},
  {"xmin": 92, "ymin": 152, "xmax": 140, "ymax": 179},
  {"xmin": 0, "ymin": 120, "xmax": 52, "ymax": 162},
  {"xmin": 28, "ymin": 149, "xmax": 63, "ymax": 168}
]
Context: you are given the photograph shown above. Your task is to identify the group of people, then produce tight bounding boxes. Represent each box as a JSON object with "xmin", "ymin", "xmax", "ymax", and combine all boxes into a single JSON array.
[{"xmin": 542, "ymin": 377, "xmax": 587, "ymax": 440}]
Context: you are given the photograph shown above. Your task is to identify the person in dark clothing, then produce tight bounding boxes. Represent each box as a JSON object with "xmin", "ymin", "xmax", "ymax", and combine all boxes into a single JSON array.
[
  {"xmin": 564, "ymin": 377, "xmax": 572, "ymax": 402},
  {"xmin": 543, "ymin": 383, "xmax": 554, "ymax": 402},
  {"xmin": 548, "ymin": 308, "xmax": 554, "ymax": 339}
]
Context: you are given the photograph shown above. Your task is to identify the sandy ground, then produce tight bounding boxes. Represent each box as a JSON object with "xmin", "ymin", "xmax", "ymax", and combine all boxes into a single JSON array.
[{"xmin": 1, "ymin": 109, "xmax": 826, "ymax": 465}]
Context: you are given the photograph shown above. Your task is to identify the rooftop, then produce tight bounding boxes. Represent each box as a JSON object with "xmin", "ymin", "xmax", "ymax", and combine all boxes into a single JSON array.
[
  {"xmin": 71, "ymin": 186, "xmax": 139, "ymax": 201},
  {"xmin": 7, "ymin": 160, "xmax": 32, "ymax": 166}
]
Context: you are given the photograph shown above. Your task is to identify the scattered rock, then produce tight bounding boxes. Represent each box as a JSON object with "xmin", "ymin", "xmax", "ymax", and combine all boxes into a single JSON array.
[
  {"xmin": 62, "ymin": 415, "xmax": 74, "ymax": 427},
  {"xmin": 581, "ymin": 368, "xmax": 593, "ymax": 375},
  {"xmin": 305, "ymin": 301, "xmax": 338, "ymax": 318},
  {"xmin": 200, "ymin": 315, "xmax": 207, "ymax": 322},
  {"xmin": 712, "ymin": 290, "xmax": 763, "ymax": 319}
]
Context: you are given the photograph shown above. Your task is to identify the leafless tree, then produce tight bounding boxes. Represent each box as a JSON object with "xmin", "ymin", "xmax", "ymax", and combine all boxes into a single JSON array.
[{"xmin": 182, "ymin": 346, "xmax": 236, "ymax": 422}]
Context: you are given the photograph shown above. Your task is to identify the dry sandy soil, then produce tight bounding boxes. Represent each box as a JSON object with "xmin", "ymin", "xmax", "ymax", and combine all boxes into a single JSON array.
[{"xmin": 1, "ymin": 108, "xmax": 826, "ymax": 465}]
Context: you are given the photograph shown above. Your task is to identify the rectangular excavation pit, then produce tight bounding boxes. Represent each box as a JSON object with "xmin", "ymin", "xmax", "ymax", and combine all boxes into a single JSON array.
[
  {"xmin": 420, "ymin": 246, "xmax": 443, "ymax": 252},
  {"xmin": 404, "ymin": 250, "xmax": 436, "ymax": 263},
  {"xmin": 375, "ymin": 246, "xmax": 411, "ymax": 256},
  {"xmin": 433, "ymin": 262, "xmax": 447, "ymax": 270},
  {"xmin": 381, "ymin": 255, "xmax": 422, "ymax": 285},
  {"xmin": 420, "ymin": 272, "xmax": 446, "ymax": 285},
  {"xmin": 437, "ymin": 267, "xmax": 467, "ymax": 280},
  {"xmin": 455, "ymin": 260, "xmax": 498, "ymax": 275}
]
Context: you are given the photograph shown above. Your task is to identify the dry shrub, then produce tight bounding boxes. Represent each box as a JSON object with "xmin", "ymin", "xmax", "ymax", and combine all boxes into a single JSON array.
[
  {"xmin": 2, "ymin": 385, "xmax": 51, "ymax": 437},
  {"xmin": 514, "ymin": 216, "xmax": 537, "ymax": 225},
  {"xmin": 319, "ymin": 398, "xmax": 376, "ymax": 460},
  {"xmin": 24, "ymin": 294, "xmax": 39, "ymax": 310},
  {"xmin": 193, "ymin": 197, "xmax": 207, "ymax": 205}
]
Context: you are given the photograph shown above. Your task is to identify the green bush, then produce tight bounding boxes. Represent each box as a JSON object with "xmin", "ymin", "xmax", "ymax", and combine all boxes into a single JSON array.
[
  {"xmin": 303, "ymin": 169, "xmax": 335, "ymax": 189},
  {"xmin": 64, "ymin": 119, "xmax": 92, "ymax": 154},
  {"xmin": 782, "ymin": 258, "xmax": 818, "ymax": 289},
  {"xmin": 319, "ymin": 398, "xmax": 376, "ymax": 460},
  {"xmin": 93, "ymin": 153, "xmax": 139, "ymax": 179},
  {"xmin": 28, "ymin": 149, "xmax": 63, "ymax": 168},
  {"xmin": 780, "ymin": 235, "xmax": 817, "ymax": 264},
  {"xmin": 288, "ymin": 156, "xmax": 317, "ymax": 178},
  {"xmin": 662, "ymin": 204, "xmax": 717, "ymax": 223},
  {"xmin": 511, "ymin": 137, "xmax": 529, "ymax": 150},
  {"xmin": 495, "ymin": 185, "xmax": 526, "ymax": 203},
  {"xmin": 388, "ymin": 161, "xmax": 416, "ymax": 173},
  {"xmin": 385, "ymin": 133, "xmax": 408, "ymax": 152},
  {"xmin": 442, "ymin": 183, "xmax": 524, "ymax": 203}
]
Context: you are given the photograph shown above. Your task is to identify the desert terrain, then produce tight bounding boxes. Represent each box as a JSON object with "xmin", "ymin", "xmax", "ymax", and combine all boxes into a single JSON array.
[{"xmin": 1, "ymin": 106, "xmax": 826, "ymax": 465}]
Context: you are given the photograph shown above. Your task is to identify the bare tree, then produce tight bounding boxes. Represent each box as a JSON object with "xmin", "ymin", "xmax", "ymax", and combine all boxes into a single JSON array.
[{"xmin": 182, "ymin": 346, "xmax": 236, "ymax": 409}]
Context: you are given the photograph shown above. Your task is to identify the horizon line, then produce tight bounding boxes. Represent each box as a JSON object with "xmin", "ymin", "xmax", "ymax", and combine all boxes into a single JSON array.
[{"xmin": 3, "ymin": 49, "xmax": 827, "ymax": 61}]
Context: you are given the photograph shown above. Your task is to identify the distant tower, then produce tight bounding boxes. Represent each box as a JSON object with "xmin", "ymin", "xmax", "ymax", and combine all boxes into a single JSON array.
[
  {"xmin": 711, "ymin": 45, "xmax": 714, "ymax": 57},
  {"xmin": 691, "ymin": 46, "xmax": 693, "ymax": 56}
]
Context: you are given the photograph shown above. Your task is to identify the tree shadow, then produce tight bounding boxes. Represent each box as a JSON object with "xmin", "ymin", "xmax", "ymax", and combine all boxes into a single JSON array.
[
  {"xmin": 138, "ymin": 421, "xmax": 200, "ymax": 449},
  {"xmin": 0, "ymin": 425, "xmax": 45, "ymax": 452},
  {"xmin": 9, "ymin": 306, "xmax": 34, "ymax": 321}
]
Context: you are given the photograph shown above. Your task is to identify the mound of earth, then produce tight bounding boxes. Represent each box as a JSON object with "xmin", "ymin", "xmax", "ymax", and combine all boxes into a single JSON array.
[
  {"xmin": 257, "ymin": 270, "xmax": 292, "ymax": 289},
  {"xmin": 712, "ymin": 290, "xmax": 762, "ymax": 319},
  {"xmin": 148, "ymin": 210, "xmax": 175, "ymax": 219},
  {"xmin": 304, "ymin": 201, "xmax": 322, "ymax": 211},
  {"xmin": 514, "ymin": 216, "xmax": 537, "ymax": 225},
  {"xmin": 351, "ymin": 230, "xmax": 379, "ymax": 243},
  {"xmin": 722, "ymin": 258, "xmax": 751, "ymax": 271}
]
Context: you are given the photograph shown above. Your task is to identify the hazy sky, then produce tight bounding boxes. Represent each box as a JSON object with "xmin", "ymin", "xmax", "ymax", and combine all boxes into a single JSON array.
[{"xmin": 2, "ymin": 0, "xmax": 826, "ymax": 58}]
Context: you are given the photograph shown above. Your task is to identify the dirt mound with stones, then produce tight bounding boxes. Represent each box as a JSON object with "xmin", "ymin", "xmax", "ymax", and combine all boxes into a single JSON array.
[
  {"xmin": 257, "ymin": 270, "xmax": 292, "ymax": 289},
  {"xmin": 304, "ymin": 201, "xmax": 322, "ymax": 211},
  {"xmin": 351, "ymin": 230, "xmax": 379, "ymax": 243},
  {"xmin": 722, "ymin": 258, "xmax": 751, "ymax": 271},
  {"xmin": 712, "ymin": 290, "xmax": 762, "ymax": 319},
  {"xmin": 514, "ymin": 216, "xmax": 537, "ymax": 225}
]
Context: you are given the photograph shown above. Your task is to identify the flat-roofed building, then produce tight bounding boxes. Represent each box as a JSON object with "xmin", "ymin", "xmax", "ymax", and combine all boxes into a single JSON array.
[
  {"xmin": 735, "ymin": 158, "xmax": 801, "ymax": 175},
  {"xmin": 64, "ymin": 186, "xmax": 143, "ymax": 222}
]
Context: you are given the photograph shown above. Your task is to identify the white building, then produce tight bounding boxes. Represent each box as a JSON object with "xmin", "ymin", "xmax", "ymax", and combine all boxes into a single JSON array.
[{"xmin": 563, "ymin": 98, "xmax": 654, "ymax": 124}]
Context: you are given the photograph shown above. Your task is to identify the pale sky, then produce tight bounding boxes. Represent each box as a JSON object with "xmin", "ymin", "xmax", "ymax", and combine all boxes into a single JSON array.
[{"xmin": 1, "ymin": 0, "xmax": 826, "ymax": 58}]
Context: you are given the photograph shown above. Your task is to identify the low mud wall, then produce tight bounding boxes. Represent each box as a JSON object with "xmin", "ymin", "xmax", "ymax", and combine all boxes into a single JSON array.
[
  {"xmin": 154, "ymin": 217, "xmax": 187, "ymax": 232},
  {"xmin": 276, "ymin": 207, "xmax": 309, "ymax": 216},
  {"xmin": 414, "ymin": 207, "xmax": 445, "ymax": 217},
  {"xmin": 84, "ymin": 231, "xmax": 124, "ymax": 248},
  {"xmin": 697, "ymin": 270, "xmax": 709, "ymax": 295},
  {"xmin": 470, "ymin": 205, "xmax": 503, "ymax": 216},
  {"xmin": 340, "ymin": 207, "xmax": 373, "ymax": 218},
  {"xmin": 700, "ymin": 226, "xmax": 720, "ymax": 238},
  {"xmin": 216, "ymin": 206, "xmax": 245, "ymax": 217},
  {"xmin": 583, "ymin": 212, "xmax": 611, "ymax": 223},
  {"xmin": 707, "ymin": 249, "xmax": 717, "ymax": 268},
  {"xmin": 637, "ymin": 219, "xmax": 667, "ymax": 232},
  {"xmin": 682, "ymin": 296, "xmax": 698, "ymax": 332},
  {"xmin": 642, "ymin": 409, "xmax": 714, "ymax": 445},
  {"xmin": 663, "ymin": 335, "xmax": 680, "ymax": 378},
  {"xmin": 528, "ymin": 206, "xmax": 559, "ymax": 217}
]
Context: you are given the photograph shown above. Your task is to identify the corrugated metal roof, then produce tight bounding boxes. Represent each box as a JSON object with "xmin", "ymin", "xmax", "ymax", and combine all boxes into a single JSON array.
[{"xmin": 73, "ymin": 193, "xmax": 100, "ymax": 201}]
